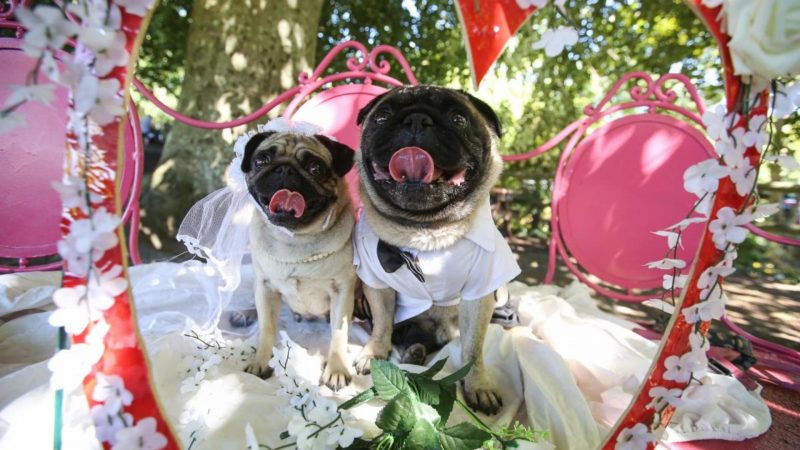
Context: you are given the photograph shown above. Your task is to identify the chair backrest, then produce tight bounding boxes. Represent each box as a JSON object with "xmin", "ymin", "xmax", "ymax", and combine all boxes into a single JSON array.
[
  {"xmin": 287, "ymin": 83, "xmax": 389, "ymax": 212},
  {"xmin": 508, "ymin": 72, "xmax": 715, "ymax": 301},
  {"xmin": 0, "ymin": 36, "xmax": 144, "ymax": 273}
]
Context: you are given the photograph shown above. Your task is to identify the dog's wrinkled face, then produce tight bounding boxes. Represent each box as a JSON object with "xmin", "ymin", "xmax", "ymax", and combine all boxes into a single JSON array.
[
  {"xmin": 241, "ymin": 132, "xmax": 354, "ymax": 230},
  {"xmin": 357, "ymin": 86, "xmax": 502, "ymax": 218}
]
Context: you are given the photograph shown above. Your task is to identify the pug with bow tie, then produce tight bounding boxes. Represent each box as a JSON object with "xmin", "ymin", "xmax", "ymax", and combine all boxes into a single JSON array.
[{"xmin": 352, "ymin": 86, "xmax": 521, "ymax": 414}]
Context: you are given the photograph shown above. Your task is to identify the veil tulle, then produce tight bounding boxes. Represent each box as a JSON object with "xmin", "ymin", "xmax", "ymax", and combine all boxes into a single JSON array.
[{"xmin": 175, "ymin": 118, "xmax": 325, "ymax": 330}]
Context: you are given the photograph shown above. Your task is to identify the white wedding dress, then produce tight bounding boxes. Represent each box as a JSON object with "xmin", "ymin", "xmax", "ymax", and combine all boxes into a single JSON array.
[{"xmin": 0, "ymin": 261, "xmax": 771, "ymax": 449}]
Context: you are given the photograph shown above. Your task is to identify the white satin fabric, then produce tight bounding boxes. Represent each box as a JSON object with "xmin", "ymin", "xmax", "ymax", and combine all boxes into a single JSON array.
[{"xmin": 0, "ymin": 264, "xmax": 770, "ymax": 449}]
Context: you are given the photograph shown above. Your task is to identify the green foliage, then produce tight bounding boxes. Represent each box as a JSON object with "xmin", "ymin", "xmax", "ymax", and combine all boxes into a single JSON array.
[
  {"xmin": 340, "ymin": 358, "xmax": 545, "ymax": 450},
  {"xmin": 137, "ymin": 0, "xmax": 192, "ymax": 96}
]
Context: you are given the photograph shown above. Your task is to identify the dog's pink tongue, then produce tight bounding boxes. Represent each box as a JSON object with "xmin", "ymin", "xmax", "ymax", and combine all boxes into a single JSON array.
[
  {"xmin": 268, "ymin": 189, "xmax": 306, "ymax": 218},
  {"xmin": 388, "ymin": 147, "xmax": 435, "ymax": 184}
]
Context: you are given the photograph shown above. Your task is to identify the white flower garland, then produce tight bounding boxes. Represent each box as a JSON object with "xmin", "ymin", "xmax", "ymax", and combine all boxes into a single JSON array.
[{"xmin": 0, "ymin": 0, "xmax": 165, "ymax": 448}]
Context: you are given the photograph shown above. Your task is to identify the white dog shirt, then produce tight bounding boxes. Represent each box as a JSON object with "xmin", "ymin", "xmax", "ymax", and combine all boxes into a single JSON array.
[{"xmin": 354, "ymin": 202, "xmax": 521, "ymax": 323}]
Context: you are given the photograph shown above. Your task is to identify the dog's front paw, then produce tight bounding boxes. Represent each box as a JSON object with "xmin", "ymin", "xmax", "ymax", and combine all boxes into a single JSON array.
[
  {"xmin": 462, "ymin": 374, "xmax": 503, "ymax": 415},
  {"xmin": 245, "ymin": 360, "xmax": 274, "ymax": 379},
  {"xmin": 354, "ymin": 340, "xmax": 391, "ymax": 375},
  {"xmin": 321, "ymin": 359, "xmax": 352, "ymax": 391}
]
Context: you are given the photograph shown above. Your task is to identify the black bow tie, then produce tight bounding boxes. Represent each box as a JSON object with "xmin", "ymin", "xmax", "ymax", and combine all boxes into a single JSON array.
[{"xmin": 377, "ymin": 240, "xmax": 425, "ymax": 283}]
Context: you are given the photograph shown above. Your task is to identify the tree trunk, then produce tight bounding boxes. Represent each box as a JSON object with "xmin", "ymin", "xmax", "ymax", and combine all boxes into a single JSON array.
[{"xmin": 140, "ymin": 0, "xmax": 323, "ymax": 253}]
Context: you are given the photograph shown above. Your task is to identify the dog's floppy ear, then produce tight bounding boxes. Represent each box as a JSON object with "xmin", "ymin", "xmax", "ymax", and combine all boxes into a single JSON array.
[
  {"xmin": 460, "ymin": 91, "xmax": 502, "ymax": 138},
  {"xmin": 314, "ymin": 134, "xmax": 355, "ymax": 177},
  {"xmin": 241, "ymin": 131, "xmax": 276, "ymax": 173},
  {"xmin": 356, "ymin": 87, "xmax": 398, "ymax": 126}
]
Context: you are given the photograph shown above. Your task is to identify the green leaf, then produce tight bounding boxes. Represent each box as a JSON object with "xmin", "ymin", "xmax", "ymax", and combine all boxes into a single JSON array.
[
  {"xmin": 371, "ymin": 360, "xmax": 410, "ymax": 400},
  {"xmin": 376, "ymin": 390, "xmax": 418, "ymax": 434},
  {"xmin": 339, "ymin": 387, "xmax": 377, "ymax": 410},
  {"xmin": 439, "ymin": 423, "xmax": 492, "ymax": 450},
  {"xmin": 419, "ymin": 357, "xmax": 449, "ymax": 378},
  {"xmin": 409, "ymin": 376, "xmax": 441, "ymax": 406},
  {"xmin": 403, "ymin": 417, "xmax": 442, "ymax": 450},
  {"xmin": 434, "ymin": 382, "xmax": 457, "ymax": 425},
  {"xmin": 438, "ymin": 361, "xmax": 474, "ymax": 385}
]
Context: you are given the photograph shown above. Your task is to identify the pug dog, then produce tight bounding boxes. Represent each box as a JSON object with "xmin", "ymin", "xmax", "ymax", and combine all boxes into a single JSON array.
[
  {"xmin": 241, "ymin": 130, "xmax": 357, "ymax": 391},
  {"xmin": 352, "ymin": 86, "xmax": 521, "ymax": 414}
]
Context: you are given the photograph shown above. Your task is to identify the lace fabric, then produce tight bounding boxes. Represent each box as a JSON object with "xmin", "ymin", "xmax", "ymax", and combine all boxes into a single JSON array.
[{"xmin": 175, "ymin": 118, "xmax": 325, "ymax": 330}]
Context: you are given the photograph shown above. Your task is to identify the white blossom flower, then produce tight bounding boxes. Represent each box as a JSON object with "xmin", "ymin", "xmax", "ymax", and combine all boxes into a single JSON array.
[
  {"xmin": 663, "ymin": 351, "xmax": 706, "ymax": 383},
  {"xmin": 741, "ymin": 115, "xmax": 767, "ymax": 151},
  {"xmin": 92, "ymin": 373, "xmax": 133, "ymax": 413},
  {"xmin": 112, "ymin": 417, "xmax": 168, "ymax": 450},
  {"xmin": 91, "ymin": 404, "xmax": 132, "ymax": 444},
  {"xmin": 767, "ymin": 154, "xmax": 800, "ymax": 171},
  {"xmin": 748, "ymin": 203, "xmax": 780, "ymax": 221},
  {"xmin": 724, "ymin": 152, "xmax": 756, "ymax": 196},
  {"xmin": 58, "ymin": 207, "xmax": 121, "ymax": 275},
  {"xmin": 643, "ymin": 299, "xmax": 675, "ymax": 314},
  {"xmin": 74, "ymin": 76, "xmax": 124, "ymax": 126},
  {"xmin": 645, "ymin": 258, "xmax": 686, "ymax": 270},
  {"xmin": 87, "ymin": 265, "xmax": 128, "ymax": 313},
  {"xmin": 66, "ymin": 0, "xmax": 122, "ymax": 30},
  {"xmin": 647, "ymin": 386, "xmax": 684, "ymax": 410},
  {"xmin": 180, "ymin": 371, "xmax": 206, "ymax": 394},
  {"xmin": 117, "ymin": 0, "xmax": 156, "ymax": 16},
  {"xmin": 709, "ymin": 207, "xmax": 751, "ymax": 249},
  {"xmin": 40, "ymin": 51, "xmax": 61, "ymax": 83},
  {"xmin": 15, "ymin": 6, "xmax": 77, "ymax": 56},
  {"xmin": 79, "ymin": 29, "xmax": 129, "ymax": 77},
  {"xmin": 683, "ymin": 159, "xmax": 729, "ymax": 197},
  {"xmin": 49, "ymin": 285, "xmax": 92, "ymax": 334},
  {"xmin": 662, "ymin": 274, "xmax": 688, "ymax": 290},
  {"xmin": 52, "ymin": 176, "xmax": 89, "ymax": 211},
  {"xmin": 4, "ymin": 83, "xmax": 57, "ymax": 107},
  {"xmin": 325, "ymin": 424, "xmax": 363, "ymax": 448},
  {"xmin": 653, "ymin": 230, "xmax": 680, "ymax": 249},
  {"xmin": 697, "ymin": 263, "xmax": 736, "ymax": 291},
  {"xmin": 532, "ymin": 26, "xmax": 579, "ymax": 57},
  {"xmin": 689, "ymin": 331, "xmax": 710, "ymax": 354},
  {"xmin": 0, "ymin": 111, "xmax": 26, "ymax": 134},
  {"xmin": 682, "ymin": 295, "xmax": 726, "ymax": 323},
  {"xmin": 702, "ymin": 104, "xmax": 731, "ymax": 141},
  {"xmin": 48, "ymin": 342, "xmax": 103, "ymax": 390},
  {"xmin": 516, "ymin": 0, "xmax": 548, "ymax": 9},
  {"xmin": 615, "ymin": 423, "xmax": 656, "ymax": 450},
  {"xmin": 772, "ymin": 81, "xmax": 800, "ymax": 119},
  {"xmin": 667, "ymin": 216, "xmax": 708, "ymax": 231}
]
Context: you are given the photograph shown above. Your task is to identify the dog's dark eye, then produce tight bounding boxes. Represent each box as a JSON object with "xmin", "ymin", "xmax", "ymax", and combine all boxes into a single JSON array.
[
  {"xmin": 451, "ymin": 114, "xmax": 468, "ymax": 127},
  {"xmin": 308, "ymin": 162, "xmax": 323, "ymax": 177},
  {"xmin": 374, "ymin": 111, "xmax": 392, "ymax": 125},
  {"xmin": 253, "ymin": 153, "xmax": 272, "ymax": 168}
]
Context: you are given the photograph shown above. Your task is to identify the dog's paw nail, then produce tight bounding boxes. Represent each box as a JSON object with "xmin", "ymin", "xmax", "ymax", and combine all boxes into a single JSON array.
[{"xmin": 245, "ymin": 364, "xmax": 274, "ymax": 380}]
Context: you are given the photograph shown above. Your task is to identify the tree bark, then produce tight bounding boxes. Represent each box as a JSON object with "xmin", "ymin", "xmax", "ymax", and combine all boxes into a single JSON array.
[{"xmin": 141, "ymin": 0, "xmax": 323, "ymax": 252}]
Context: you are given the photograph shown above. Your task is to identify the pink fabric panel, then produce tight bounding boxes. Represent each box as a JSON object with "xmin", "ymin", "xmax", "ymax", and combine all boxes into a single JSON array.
[
  {"xmin": 0, "ymin": 40, "xmax": 68, "ymax": 258},
  {"xmin": 0, "ymin": 38, "xmax": 139, "ymax": 262},
  {"xmin": 557, "ymin": 114, "xmax": 713, "ymax": 290},
  {"xmin": 289, "ymin": 84, "xmax": 388, "ymax": 213}
]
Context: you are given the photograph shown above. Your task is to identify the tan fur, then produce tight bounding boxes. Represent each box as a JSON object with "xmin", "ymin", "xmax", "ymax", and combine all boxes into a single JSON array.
[{"xmin": 244, "ymin": 135, "xmax": 356, "ymax": 391}]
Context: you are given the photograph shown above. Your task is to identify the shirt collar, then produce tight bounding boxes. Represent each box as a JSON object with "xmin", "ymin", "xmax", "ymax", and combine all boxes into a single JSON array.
[{"xmin": 463, "ymin": 199, "xmax": 497, "ymax": 252}]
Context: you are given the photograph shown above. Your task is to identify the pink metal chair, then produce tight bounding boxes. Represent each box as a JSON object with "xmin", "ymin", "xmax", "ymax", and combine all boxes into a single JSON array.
[
  {"xmin": 132, "ymin": 41, "xmax": 419, "ymax": 213},
  {"xmin": 509, "ymin": 71, "xmax": 800, "ymax": 383},
  {"xmin": 507, "ymin": 72, "xmax": 714, "ymax": 301},
  {"xmin": 0, "ymin": 16, "xmax": 144, "ymax": 273}
]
